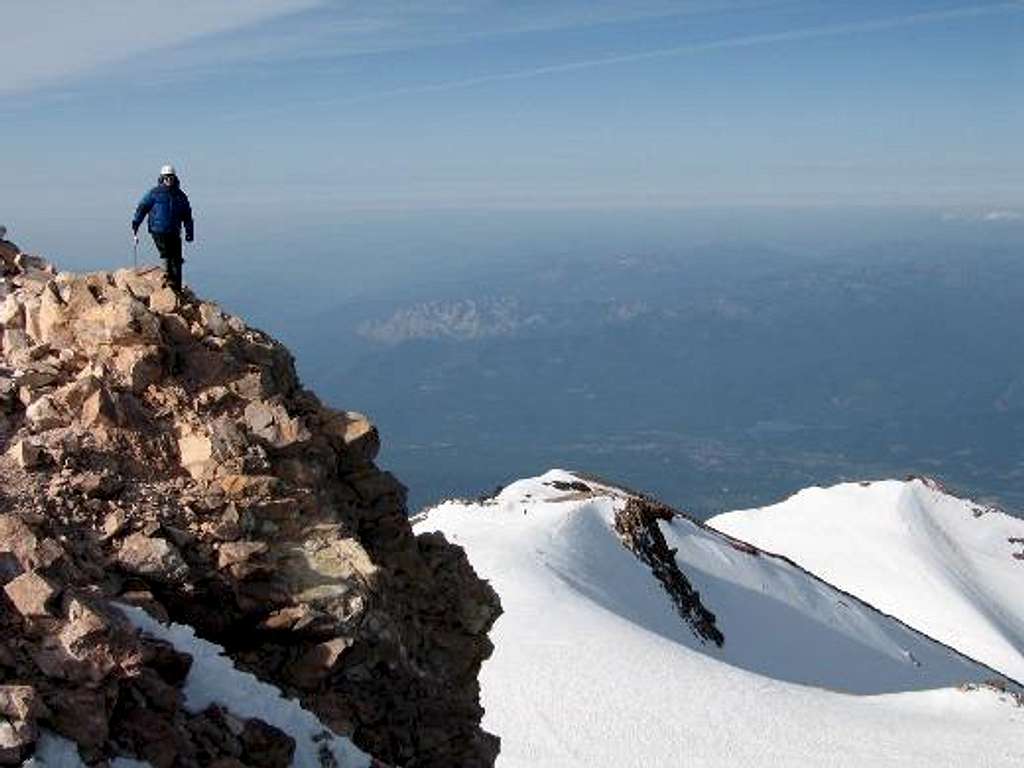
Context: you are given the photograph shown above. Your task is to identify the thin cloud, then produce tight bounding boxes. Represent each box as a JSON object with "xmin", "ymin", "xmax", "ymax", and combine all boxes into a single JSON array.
[
  {"xmin": 942, "ymin": 209, "xmax": 1024, "ymax": 222},
  {"xmin": 145, "ymin": 1, "xmax": 780, "ymax": 78},
  {"xmin": 337, "ymin": 2, "xmax": 1024, "ymax": 103},
  {"xmin": 983, "ymin": 210, "xmax": 1024, "ymax": 221},
  {"xmin": 1, "ymin": 0, "xmax": 320, "ymax": 95}
]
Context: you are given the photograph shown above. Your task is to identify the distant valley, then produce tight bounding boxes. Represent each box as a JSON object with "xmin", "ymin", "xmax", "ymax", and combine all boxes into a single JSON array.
[{"xmin": 283, "ymin": 221, "xmax": 1024, "ymax": 516}]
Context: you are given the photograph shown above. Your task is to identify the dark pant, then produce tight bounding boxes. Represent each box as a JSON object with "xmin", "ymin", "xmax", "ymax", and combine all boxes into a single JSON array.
[{"xmin": 151, "ymin": 233, "xmax": 183, "ymax": 292}]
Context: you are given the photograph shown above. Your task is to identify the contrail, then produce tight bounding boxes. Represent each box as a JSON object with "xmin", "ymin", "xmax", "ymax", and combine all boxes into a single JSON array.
[{"xmin": 339, "ymin": 2, "xmax": 1023, "ymax": 104}]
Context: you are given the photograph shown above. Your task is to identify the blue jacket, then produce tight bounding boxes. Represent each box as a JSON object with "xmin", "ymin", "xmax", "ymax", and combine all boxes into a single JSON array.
[{"xmin": 132, "ymin": 183, "xmax": 194, "ymax": 239}]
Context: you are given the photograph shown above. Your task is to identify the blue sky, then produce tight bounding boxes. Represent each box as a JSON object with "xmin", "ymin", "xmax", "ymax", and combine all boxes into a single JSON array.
[{"xmin": 2, "ymin": 0, "xmax": 1022, "ymax": 226}]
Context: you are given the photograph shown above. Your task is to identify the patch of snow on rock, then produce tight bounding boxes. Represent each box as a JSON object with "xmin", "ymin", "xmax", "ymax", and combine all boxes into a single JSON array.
[{"xmin": 117, "ymin": 605, "xmax": 371, "ymax": 768}]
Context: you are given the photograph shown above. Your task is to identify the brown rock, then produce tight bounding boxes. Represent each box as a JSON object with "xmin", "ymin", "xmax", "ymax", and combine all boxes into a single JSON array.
[
  {"xmin": 199, "ymin": 303, "xmax": 230, "ymax": 337},
  {"xmin": 219, "ymin": 474, "xmax": 280, "ymax": 499},
  {"xmin": 80, "ymin": 386, "xmax": 119, "ymax": 428},
  {"xmin": 285, "ymin": 637, "xmax": 353, "ymax": 690},
  {"xmin": 71, "ymin": 471, "xmax": 124, "ymax": 500},
  {"xmin": 113, "ymin": 345, "xmax": 164, "ymax": 393},
  {"xmin": 0, "ymin": 685, "xmax": 40, "ymax": 765},
  {"xmin": 47, "ymin": 687, "xmax": 110, "ymax": 751},
  {"xmin": 243, "ymin": 400, "xmax": 310, "ymax": 448},
  {"xmin": 101, "ymin": 509, "xmax": 128, "ymax": 540},
  {"xmin": 116, "ymin": 534, "xmax": 189, "ymax": 583},
  {"xmin": 0, "ymin": 515, "xmax": 38, "ymax": 571},
  {"xmin": 322, "ymin": 409, "xmax": 381, "ymax": 463},
  {"xmin": 3, "ymin": 571, "xmax": 60, "ymax": 618},
  {"xmin": 5, "ymin": 439, "xmax": 43, "ymax": 470},
  {"xmin": 53, "ymin": 374, "xmax": 101, "ymax": 414},
  {"xmin": 217, "ymin": 540, "xmax": 269, "ymax": 569},
  {"xmin": 0, "ymin": 294, "xmax": 23, "ymax": 328},
  {"xmin": 209, "ymin": 505, "xmax": 242, "ymax": 542},
  {"xmin": 239, "ymin": 718, "xmax": 295, "ymax": 768},
  {"xmin": 112, "ymin": 266, "xmax": 165, "ymax": 299},
  {"xmin": 24, "ymin": 394, "xmax": 62, "ymax": 431},
  {"xmin": 178, "ymin": 429, "xmax": 214, "ymax": 479},
  {"xmin": 149, "ymin": 286, "xmax": 178, "ymax": 314}
]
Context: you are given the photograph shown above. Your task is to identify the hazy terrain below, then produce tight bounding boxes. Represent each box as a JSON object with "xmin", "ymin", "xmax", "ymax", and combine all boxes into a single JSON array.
[{"xmin": 16, "ymin": 207, "xmax": 1024, "ymax": 516}]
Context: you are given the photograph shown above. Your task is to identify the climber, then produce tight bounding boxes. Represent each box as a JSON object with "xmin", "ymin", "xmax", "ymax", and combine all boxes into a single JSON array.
[{"xmin": 131, "ymin": 164, "xmax": 194, "ymax": 293}]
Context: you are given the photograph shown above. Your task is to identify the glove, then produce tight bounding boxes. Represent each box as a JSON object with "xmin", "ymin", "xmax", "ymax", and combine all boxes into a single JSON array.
[{"xmin": 185, "ymin": 234, "xmax": 194, "ymax": 243}]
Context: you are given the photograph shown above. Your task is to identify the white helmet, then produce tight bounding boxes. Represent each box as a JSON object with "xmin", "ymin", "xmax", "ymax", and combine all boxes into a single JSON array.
[{"xmin": 159, "ymin": 164, "xmax": 177, "ymax": 177}]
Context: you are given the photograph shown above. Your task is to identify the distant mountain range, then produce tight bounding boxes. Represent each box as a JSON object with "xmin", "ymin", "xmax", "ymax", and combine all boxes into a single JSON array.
[{"xmin": 310, "ymin": 239, "xmax": 1024, "ymax": 515}]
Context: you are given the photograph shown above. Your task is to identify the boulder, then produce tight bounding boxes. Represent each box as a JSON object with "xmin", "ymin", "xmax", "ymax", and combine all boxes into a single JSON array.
[
  {"xmin": 24, "ymin": 395, "xmax": 62, "ymax": 431},
  {"xmin": 111, "ymin": 346, "xmax": 163, "ymax": 392},
  {"xmin": 243, "ymin": 400, "xmax": 310, "ymax": 449},
  {"xmin": 198, "ymin": 303, "xmax": 230, "ymax": 337},
  {"xmin": 178, "ymin": 430, "xmax": 214, "ymax": 479},
  {"xmin": 285, "ymin": 637, "xmax": 353, "ymax": 690},
  {"xmin": 217, "ymin": 540, "xmax": 269, "ymax": 570},
  {"xmin": 79, "ymin": 386, "xmax": 120, "ymax": 428},
  {"xmin": 115, "ymin": 534, "xmax": 190, "ymax": 583},
  {"xmin": 322, "ymin": 409, "xmax": 380, "ymax": 464},
  {"xmin": 6, "ymin": 439, "xmax": 43, "ymax": 470},
  {"xmin": 148, "ymin": 287, "xmax": 178, "ymax": 314},
  {"xmin": 239, "ymin": 717, "xmax": 295, "ymax": 768},
  {"xmin": 0, "ymin": 686, "xmax": 41, "ymax": 766},
  {"xmin": 3, "ymin": 571, "xmax": 60, "ymax": 618},
  {"xmin": 112, "ymin": 266, "xmax": 165, "ymax": 299},
  {"xmin": 0, "ymin": 515, "xmax": 38, "ymax": 572},
  {"xmin": 0, "ymin": 295, "xmax": 23, "ymax": 328}
]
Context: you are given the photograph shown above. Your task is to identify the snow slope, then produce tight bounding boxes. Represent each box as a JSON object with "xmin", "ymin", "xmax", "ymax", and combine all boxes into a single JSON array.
[
  {"xmin": 415, "ymin": 470, "xmax": 1023, "ymax": 768},
  {"xmin": 710, "ymin": 478, "xmax": 1024, "ymax": 684}
]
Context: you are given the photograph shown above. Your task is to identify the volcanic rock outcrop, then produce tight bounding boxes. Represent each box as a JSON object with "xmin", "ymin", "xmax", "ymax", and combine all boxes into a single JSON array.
[{"xmin": 0, "ymin": 234, "xmax": 501, "ymax": 767}]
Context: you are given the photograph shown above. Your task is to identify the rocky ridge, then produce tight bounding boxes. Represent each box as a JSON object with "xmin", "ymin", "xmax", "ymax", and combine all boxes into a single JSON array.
[{"xmin": 0, "ymin": 235, "xmax": 501, "ymax": 767}]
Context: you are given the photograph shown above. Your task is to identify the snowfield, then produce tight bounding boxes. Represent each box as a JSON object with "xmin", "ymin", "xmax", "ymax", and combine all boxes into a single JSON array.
[
  {"xmin": 415, "ymin": 470, "xmax": 1024, "ymax": 768},
  {"xmin": 710, "ymin": 478, "xmax": 1024, "ymax": 683}
]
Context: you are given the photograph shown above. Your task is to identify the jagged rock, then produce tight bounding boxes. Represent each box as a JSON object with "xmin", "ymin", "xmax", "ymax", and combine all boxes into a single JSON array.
[
  {"xmin": 239, "ymin": 717, "xmax": 295, "ymax": 768},
  {"xmin": 3, "ymin": 571, "xmax": 60, "ymax": 618},
  {"xmin": 80, "ymin": 385, "xmax": 119, "ymax": 428},
  {"xmin": 70, "ymin": 471, "xmax": 124, "ymax": 500},
  {"xmin": 198, "ymin": 303, "xmax": 230, "ymax": 337},
  {"xmin": 111, "ymin": 345, "xmax": 164, "ymax": 392},
  {"xmin": 101, "ymin": 509, "xmax": 128, "ymax": 540},
  {"xmin": 6, "ymin": 439, "xmax": 43, "ymax": 470},
  {"xmin": 217, "ymin": 540, "xmax": 269, "ymax": 569},
  {"xmin": 115, "ymin": 534, "xmax": 190, "ymax": 583},
  {"xmin": 0, "ymin": 515, "xmax": 39, "ymax": 572},
  {"xmin": 0, "ymin": 295, "xmax": 23, "ymax": 328},
  {"xmin": 285, "ymin": 637, "xmax": 354, "ymax": 690},
  {"xmin": 0, "ymin": 685, "xmax": 42, "ymax": 766},
  {"xmin": 149, "ymin": 287, "xmax": 178, "ymax": 314},
  {"xmin": 24, "ymin": 395, "xmax": 62, "ymax": 431},
  {"xmin": 0, "ymin": 253, "xmax": 501, "ymax": 767},
  {"xmin": 322, "ymin": 409, "xmax": 381, "ymax": 464},
  {"xmin": 243, "ymin": 399, "xmax": 310, "ymax": 448}
]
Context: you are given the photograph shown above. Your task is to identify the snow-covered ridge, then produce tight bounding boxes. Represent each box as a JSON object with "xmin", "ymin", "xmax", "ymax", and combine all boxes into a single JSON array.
[
  {"xmin": 710, "ymin": 477, "xmax": 1024, "ymax": 684},
  {"xmin": 416, "ymin": 470, "xmax": 1023, "ymax": 767}
]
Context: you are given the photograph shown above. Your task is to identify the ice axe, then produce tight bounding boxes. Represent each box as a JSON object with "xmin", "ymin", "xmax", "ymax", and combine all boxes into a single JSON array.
[{"xmin": 132, "ymin": 232, "xmax": 139, "ymax": 269}]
